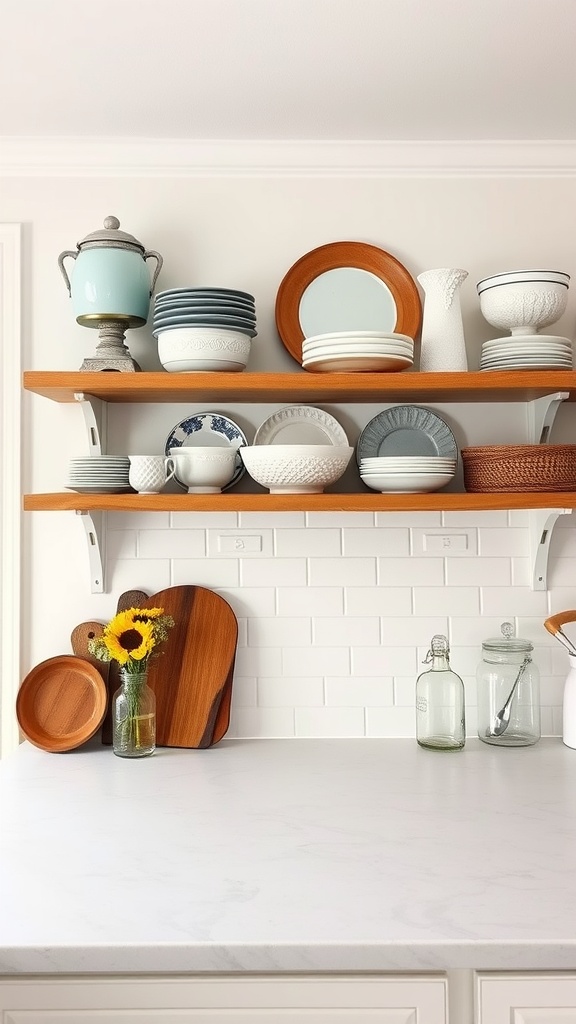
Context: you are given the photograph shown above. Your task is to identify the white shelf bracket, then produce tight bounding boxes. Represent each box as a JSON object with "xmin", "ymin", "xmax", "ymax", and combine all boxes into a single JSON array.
[
  {"xmin": 77, "ymin": 510, "xmax": 106, "ymax": 593},
  {"xmin": 529, "ymin": 507, "xmax": 572, "ymax": 590},
  {"xmin": 526, "ymin": 391, "xmax": 569, "ymax": 444},
  {"xmin": 73, "ymin": 392, "xmax": 106, "ymax": 454}
]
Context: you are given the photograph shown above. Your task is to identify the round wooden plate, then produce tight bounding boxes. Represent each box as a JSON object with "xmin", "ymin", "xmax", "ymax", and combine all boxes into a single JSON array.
[
  {"xmin": 274, "ymin": 240, "xmax": 422, "ymax": 365},
  {"xmin": 16, "ymin": 655, "xmax": 108, "ymax": 753}
]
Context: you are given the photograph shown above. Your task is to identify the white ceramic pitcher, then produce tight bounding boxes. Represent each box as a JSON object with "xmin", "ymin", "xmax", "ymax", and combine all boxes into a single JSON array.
[{"xmin": 563, "ymin": 654, "xmax": 576, "ymax": 748}]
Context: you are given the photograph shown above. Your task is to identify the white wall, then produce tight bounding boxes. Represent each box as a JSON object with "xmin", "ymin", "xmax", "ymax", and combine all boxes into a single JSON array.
[{"xmin": 5, "ymin": 156, "xmax": 576, "ymax": 738}]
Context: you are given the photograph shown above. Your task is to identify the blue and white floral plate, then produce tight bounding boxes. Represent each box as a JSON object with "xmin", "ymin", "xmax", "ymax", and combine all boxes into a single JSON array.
[{"xmin": 164, "ymin": 411, "xmax": 249, "ymax": 491}]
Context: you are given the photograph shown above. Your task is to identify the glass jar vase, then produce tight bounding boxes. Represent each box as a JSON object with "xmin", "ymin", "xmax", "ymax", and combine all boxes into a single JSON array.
[
  {"xmin": 112, "ymin": 667, "xmax": 156, "ymax": 758},
  {"xmin": 477, "ymin": 622, "xmax": 540, "ymax": 746}
]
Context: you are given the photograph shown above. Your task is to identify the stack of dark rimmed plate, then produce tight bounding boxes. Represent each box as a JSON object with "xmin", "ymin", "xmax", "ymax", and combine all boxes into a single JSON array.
[{"xmin": 152, "ymin": 287, "xmax": 258, "ymax": 372}]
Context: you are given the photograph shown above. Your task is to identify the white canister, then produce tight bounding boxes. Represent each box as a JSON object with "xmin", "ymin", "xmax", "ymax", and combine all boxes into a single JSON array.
[{"xmin": 563, "ymin": 654, "xmax": 576, "ymax": 748}]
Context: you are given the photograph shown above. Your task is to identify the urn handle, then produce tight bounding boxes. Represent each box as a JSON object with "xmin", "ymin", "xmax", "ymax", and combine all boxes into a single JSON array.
[
  {"xmin": 57, "ymin": 250, "xmax": 77, "ymax": 296},
  {"xmin": 144, "ymin": 250, "xmax": 163, "ymax": 296}
]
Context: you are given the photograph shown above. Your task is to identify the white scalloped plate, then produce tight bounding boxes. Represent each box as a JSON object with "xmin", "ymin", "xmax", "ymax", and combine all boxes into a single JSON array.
[{"xmin": 254, "ymin": 405, "xmax": 349, "ymax": 446}]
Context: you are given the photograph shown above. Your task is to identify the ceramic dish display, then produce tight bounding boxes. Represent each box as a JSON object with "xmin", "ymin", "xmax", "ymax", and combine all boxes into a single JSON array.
[
  {"xmin": 157, "ymin": 286, "xmax": 255, "ymax": 302},
  {"xmin": 254, "ymin": 405, "xmax": 349, "ymax": 446},
  {"xmin": 360, "ymin": 470, "xmax": 454, "ymax": 493},
  {"xmin": 357, "ymin": 406, "xmax": 458, "ymax": 465},
  {"xmin": 16, "ymin": 654, "xmax": 108, "ymax": 752},
  {"xmin": 302, "ymin": 353, "xmax": 413, "ymax": 373},
  {"xmin": 274, "ymin": 241, "xmax": 422, "ymax": 365},
  {"xmin": 164, "ymin": 411, "xmax": 248, "ymax": 490},
  {"xmin": 240, "ymin": 444, "xmax": 354, "ymax": 494},
  {"xmin": 154, "ymin": 297, "xmax": 256, "ymax": 311}
]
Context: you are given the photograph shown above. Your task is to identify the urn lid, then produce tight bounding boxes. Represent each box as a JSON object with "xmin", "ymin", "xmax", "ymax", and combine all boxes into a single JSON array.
[
  {"xmin": 482, "ymin": 621, "xmax": 533, "ymax": 654},
  {"xmin": 76, "ymin": 216, "xmax": 145, "ymax": 253}
]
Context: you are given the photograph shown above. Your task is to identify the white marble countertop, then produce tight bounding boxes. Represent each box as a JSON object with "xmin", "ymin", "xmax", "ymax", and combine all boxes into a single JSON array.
[{"xmin": 1, "ymin": 736, "xmax": 576, "ymax": 975}]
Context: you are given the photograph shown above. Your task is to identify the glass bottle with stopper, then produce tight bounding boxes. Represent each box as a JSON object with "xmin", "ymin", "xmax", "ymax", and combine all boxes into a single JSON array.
[{"xmin": 416, "ymin": 634, "xmax": 466, "ymax": 751}]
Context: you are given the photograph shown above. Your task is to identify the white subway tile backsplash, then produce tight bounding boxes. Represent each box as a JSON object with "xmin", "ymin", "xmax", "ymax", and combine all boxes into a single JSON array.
[
  {"xmin": 172, "ymin": 559, "xmax": 239, "ymax": 587},
  {"xmin": 277, "ymin": 587, "xmax": 344, "ymax": 617},
  {"xmin": 343, "ymin": 528, "xmax": 409, "ymax": 556},
  {"xmin": 295, "ymin": 707, "xmax": 365, "ymax": 737},
  {"xmin": 138, "ymin": 529, "xmax": 205, "ymax": 558},
  {"xmin": 446, "ymin": 557, "xmax": 511, "ymax": 586},
  {"xmin": 308, "ymin": 557, "xmax": 376, "ymax": 586},
  {"xmin": 102, "ymin": 509, "xmax": 572, "ymax": 739},
  {"xmin": 229, "ymin": 707, "xmax": 295, "ymax": 738},
  {"xmin": 478, "ymin": 528, "xmax": 528, "ymax": 556},
  {"xmin": 241, "ymin": 558, "xmax": 307, "ymax": 586},
  {"xmin": 224, "ymin": 588, "xmax": 276, "ymax": 618},
  {"xmin": 352, "ymin": 646, "xmax": 417, "ymax": 677},
  {"xmin": 247, "ymin": 617, "xmax": 311, "ymax": 647},
  {"xmin": 378, "ymin": 556, "xmax": 444, "ymax": 586},
  {"xmin": 258, "ymin": 677, "xmax": 324, "ymax": 707},
  {"xmin": 313, "ymin": 616, "xmax": 380, "ymax": 647},
  {"xmin": 275, "ymin": 528, "xmax": 341, "ymax": 557},
  {"xmin": 325, "ymin": 677, "xmax": 394, "ymax": 707},
  {"xmin": 414, "ymin": 587, "xmax": 480, "ymax": 616},
  {"xmin": 283, "ymin": 646, "xmax": 350, "ymax": 676},
  {"xmin": 345, "ymin": 587, "xmax": 411, "ymax": 616}
]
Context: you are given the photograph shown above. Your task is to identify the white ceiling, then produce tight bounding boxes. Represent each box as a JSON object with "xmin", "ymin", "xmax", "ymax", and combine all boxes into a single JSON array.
[{"xmin": 3, "ymin": 0, "xmax": 576, "ymax": 142}]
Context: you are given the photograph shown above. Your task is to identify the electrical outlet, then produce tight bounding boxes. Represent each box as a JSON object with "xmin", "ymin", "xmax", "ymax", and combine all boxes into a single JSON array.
[
  {"xmin": 412, "ymin": 527, "xmax": 476, "ymax": 556},
  {"xmin": 207, "ymin": 529, "xmax": 273, "ymax": 557}
]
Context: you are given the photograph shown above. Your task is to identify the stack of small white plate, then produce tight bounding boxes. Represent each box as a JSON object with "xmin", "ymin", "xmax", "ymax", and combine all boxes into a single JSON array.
[
  {"xmin": 301, "ymin": 331, "xmax": 414, "ymax": 373},
  {"xmin": 479, "ymin": 336, "xmax": 573, "ymax": 371},
  {"xmin": 359, "ymin": 456, "xmax": 457, "ymax": 493},
  {"xmin": 66, "ymin": 456, "xmax": 131, "ymax": 494}
]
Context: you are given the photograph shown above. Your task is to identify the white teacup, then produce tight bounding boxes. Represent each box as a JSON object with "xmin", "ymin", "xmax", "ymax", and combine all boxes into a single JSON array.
[
  {"xmin": 129, "ymin": 455, "xmax": 175, "ymax": 494},
  {"xmin": 168, "ymin": 446, "xmax": 237, "ymax": 493}
]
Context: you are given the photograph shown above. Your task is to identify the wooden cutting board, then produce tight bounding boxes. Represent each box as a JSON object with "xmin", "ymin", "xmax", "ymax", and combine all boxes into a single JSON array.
[{"xmin": 142, "ymin": 585, "xmax": 238, "ymax": 748}]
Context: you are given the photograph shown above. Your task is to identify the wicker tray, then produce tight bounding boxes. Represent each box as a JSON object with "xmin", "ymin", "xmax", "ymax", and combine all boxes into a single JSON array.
[{"xmin": 461, "ymin": 444, "xmax": 576, "ymax": 492}]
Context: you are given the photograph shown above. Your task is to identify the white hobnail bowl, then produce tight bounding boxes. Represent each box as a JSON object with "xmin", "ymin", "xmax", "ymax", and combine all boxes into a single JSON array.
[
  {"xmin": 477, "ymin": 273, "xmax": 569, "ymax": 336},
  {"xmin": 167, "ymin": 446, "xmax": 238, "ymax": 493},
  {"xmin": 240, "ymin": 444, "xmax": 354, "ymax": 494},
  {"xmin": 157, "ymin": 328, "xmax": 251, "ymax": 372},
  {"xmin": 360, "ymin": 470, "xmax": 454, "ymax": 493}
]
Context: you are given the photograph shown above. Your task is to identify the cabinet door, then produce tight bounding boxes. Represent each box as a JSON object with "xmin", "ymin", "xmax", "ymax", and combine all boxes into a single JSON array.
[
  {"xmin": 476, "ymin": 972, "xmax": 576, "ymax": 1022},
  {"xmin": 0, "ymin": 974, "xmax": 447, "ymax": 1023}
]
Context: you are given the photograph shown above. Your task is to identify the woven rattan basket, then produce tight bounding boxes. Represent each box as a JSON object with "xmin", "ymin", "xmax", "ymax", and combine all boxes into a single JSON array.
[{"xmin": 461, "ymin": 444, "xmax": 576, "ymax": 492}]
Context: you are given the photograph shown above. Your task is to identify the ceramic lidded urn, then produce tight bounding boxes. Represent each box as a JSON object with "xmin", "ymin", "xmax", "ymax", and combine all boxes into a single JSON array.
[{"xmin": 57, "ymin": 216, "xmax": 163, "ymax": 328}]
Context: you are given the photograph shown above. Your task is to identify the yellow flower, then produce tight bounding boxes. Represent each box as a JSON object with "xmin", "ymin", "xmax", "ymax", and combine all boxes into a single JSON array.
[{"xmin": 102, "ymin": 610, "xmax": 156, "ymax": 665}]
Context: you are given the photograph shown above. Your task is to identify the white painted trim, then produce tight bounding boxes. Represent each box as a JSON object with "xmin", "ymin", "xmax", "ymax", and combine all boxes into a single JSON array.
[
  {"xmin": 0, "ymin": 224, "xmax": 21, "ymax": 758},
  {"xmin": 2, "ymin": 137, "xmax": 576, "ymax": 177}
]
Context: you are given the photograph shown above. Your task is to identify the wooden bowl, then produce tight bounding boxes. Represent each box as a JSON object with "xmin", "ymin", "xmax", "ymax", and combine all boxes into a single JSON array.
[{"xmin": 16, "ymin": 655, "xmax": 108, "ymax": 752}]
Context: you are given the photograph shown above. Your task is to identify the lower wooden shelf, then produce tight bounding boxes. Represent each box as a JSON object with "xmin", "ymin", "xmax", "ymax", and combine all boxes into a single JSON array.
[{"xmin": 23, "ymin": 492, "xmax": 576, "ymax": 512}]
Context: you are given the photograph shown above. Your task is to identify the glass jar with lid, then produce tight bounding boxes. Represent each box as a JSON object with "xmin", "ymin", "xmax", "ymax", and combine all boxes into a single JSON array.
[{"xmin": 477, "ymin": 622, "xmax": 540, "ymax": 746}]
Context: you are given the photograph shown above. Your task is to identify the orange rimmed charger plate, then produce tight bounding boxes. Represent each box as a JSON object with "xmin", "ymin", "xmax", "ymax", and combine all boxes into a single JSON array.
[
  {"xmin": 16, "ymin": 655, "xmax": 108, "ymax": 752},
  {"xmin": 275, "ymin": 240, "xmax": 422, "ymax": 366}
]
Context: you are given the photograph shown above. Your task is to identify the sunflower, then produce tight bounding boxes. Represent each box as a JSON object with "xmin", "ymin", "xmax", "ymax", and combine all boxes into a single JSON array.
[{"xmin": 102, "ymin": 610, "xmax": 156, "ymax": 666}]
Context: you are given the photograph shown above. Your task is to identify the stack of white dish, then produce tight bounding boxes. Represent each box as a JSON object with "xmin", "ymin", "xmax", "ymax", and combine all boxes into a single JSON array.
[
  {"xmin": 479, "ymin": 336, "xmax": 573, "ymax": 371},
  {"xmin": 359, "ymin": 456, "xmax": 457, "ymax": 493},
  {"xmin": 152, "ymin": 287, "xmax": 257, "ymax": 372},
  {"xmin": 66, "ymin": 456, "xmax": 131, "ymax": 494},
  {"xmin": 301, "ymin": 331, "xmax": 414, "ymax": 373}
]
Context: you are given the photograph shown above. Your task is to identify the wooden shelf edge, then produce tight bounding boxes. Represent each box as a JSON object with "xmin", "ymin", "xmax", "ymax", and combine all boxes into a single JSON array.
[
  {"xmin": 22, "ymin": 369, "xmax": 576, "ymax": 404},
  {"xmin": 23, "ymin": 492, "xmax": 576, "ymax": 513}
]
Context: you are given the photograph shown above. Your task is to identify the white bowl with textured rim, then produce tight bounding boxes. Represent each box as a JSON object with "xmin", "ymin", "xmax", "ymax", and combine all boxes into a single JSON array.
[
  {"xmin": 157, "ymin": 327, "xmax": 251, "ymax": 372},
  {"xmin": 477, "ymin": 277, "xmax": 569, "ymax": 336},
  {"xmin": 240, "ymin": 444, "xmax": 353, "ymax": 494}
]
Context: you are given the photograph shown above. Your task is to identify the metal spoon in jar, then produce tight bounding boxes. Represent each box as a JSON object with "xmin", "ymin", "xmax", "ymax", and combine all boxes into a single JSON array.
[{"xmin": 486, "ymin": 655, "xmax": 531, "ymax": 738}]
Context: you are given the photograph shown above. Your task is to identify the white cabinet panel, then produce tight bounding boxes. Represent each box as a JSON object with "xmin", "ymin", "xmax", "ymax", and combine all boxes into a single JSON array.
[
  {"xmin": 0, "ymin": 975, "xmax": 447, "ymax": 1024},
  {"xmin": 476, "ymin": 972, "xmax": 576, "ymax": 1023}
]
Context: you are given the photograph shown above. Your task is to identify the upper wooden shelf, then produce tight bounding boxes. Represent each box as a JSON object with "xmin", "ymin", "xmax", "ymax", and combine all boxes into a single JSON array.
[{"xmin": 22, "ymin": 370, "xmax": 576, "ymax": 404}]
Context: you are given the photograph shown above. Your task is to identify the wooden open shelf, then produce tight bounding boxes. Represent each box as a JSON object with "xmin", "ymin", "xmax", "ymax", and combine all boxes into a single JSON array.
[
  {"xmin": 23, "ymin": 492, "xmax": 576, "ymax": 513},
  {"xmin": 22, "ymin": 369, "xmax": 576, "ymax": 405}
]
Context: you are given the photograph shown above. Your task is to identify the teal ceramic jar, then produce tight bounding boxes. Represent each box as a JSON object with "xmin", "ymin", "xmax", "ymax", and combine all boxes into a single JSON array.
[{"xmin": 58, "ymin": 216, "xmax": 163, "ymax": 328}]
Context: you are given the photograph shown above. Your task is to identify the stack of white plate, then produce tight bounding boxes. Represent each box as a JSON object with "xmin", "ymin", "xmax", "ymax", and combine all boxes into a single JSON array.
[
  {"xmin": 66, "ymin": 456, "xmax": 131, "ymax": 494},
  {"xmin": 479, "ymin": 336, "xmax": 573, "ymax": 371},
  {"xmin": 301, "ymin": 331, "xmax": 414, "ymax": 373},
  {"xmin": 359, "ymin": 456, "xmax": 457, "ymax": 494}
]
